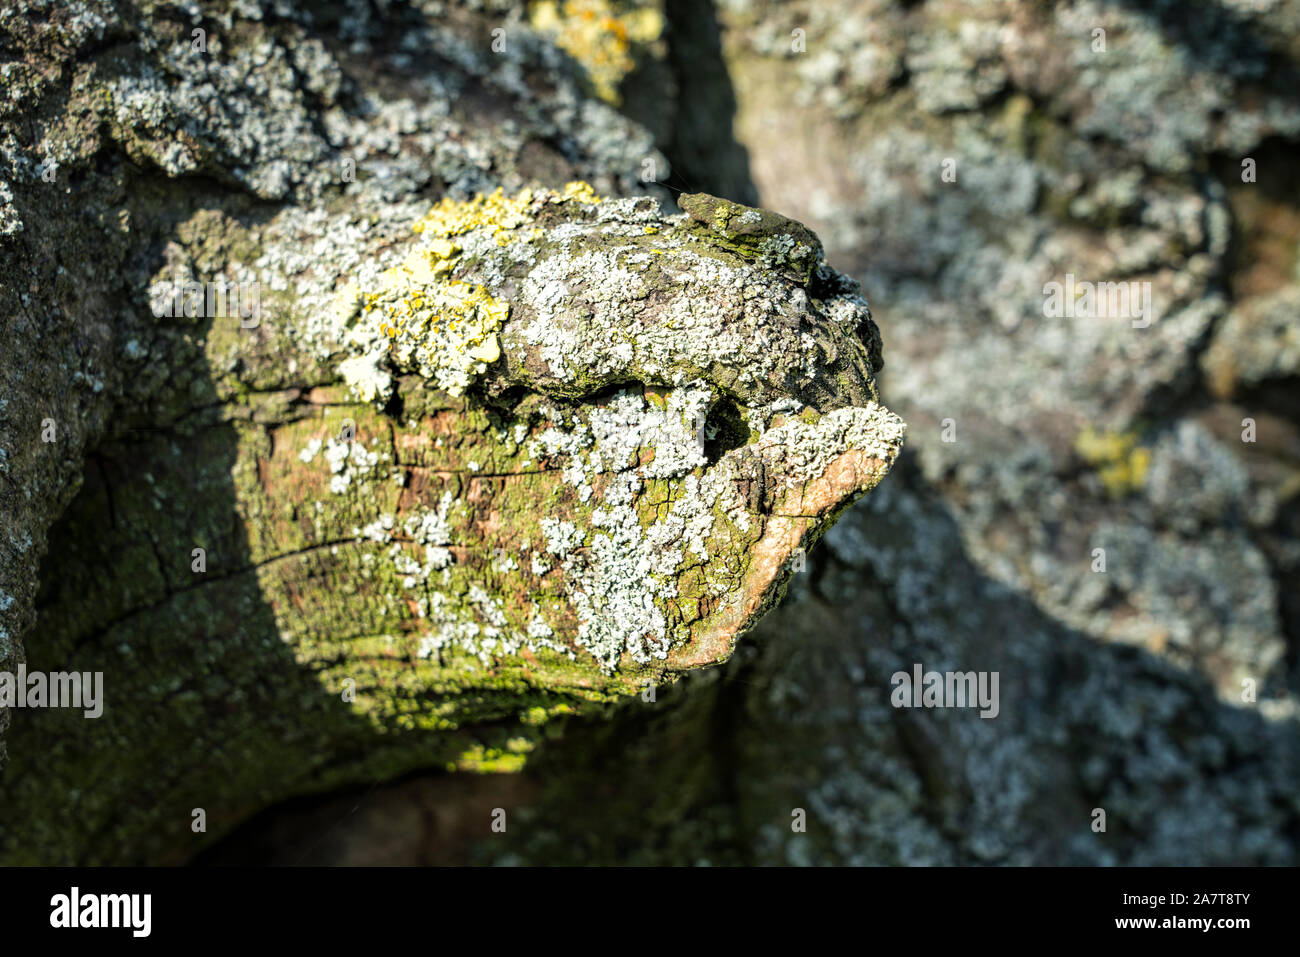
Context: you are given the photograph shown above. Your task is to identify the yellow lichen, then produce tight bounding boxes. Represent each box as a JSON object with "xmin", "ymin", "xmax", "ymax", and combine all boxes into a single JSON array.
[
  {"xmin": 413, "ymin": 187, "xmax": 533, "ymax": 243},
  {"xmin": 528, "ymin": 0, "xmax": 664, "ymax": 105},
  {"xmin": 559, "ymin": 180, "xmax": 602, "ymax": 205},
  {"xmin": 411, "ymin": 182, "xmax": 600, "ymax": 245},
  {"xmin": 340, "ymin": 184, "xmax": 606, "ymax": 399},
  {"xmin": 1075, "ymin": 426, "xmax": 1152, "ymax": 497},
  {"xmin": 348, "ymin": 249, "xmax": 508, "ymax": 398}
]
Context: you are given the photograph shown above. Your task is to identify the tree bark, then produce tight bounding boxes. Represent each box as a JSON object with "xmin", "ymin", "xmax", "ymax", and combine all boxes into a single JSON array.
[{"xmin": 0, "ymin": 0, "xmax": 899, "ymax": 862}]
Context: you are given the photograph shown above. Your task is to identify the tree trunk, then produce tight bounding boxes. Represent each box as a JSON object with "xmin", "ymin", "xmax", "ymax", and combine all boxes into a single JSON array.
[
  {"xmin": 0, "ymin": 0, "xmax": 900, "ymax": 863},
  {"xmin": 5, "ymin": 0, "xmax": 1299, "ymax": 868}
]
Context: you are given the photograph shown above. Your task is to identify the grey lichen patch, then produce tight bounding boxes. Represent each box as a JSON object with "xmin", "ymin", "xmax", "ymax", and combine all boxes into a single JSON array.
[
  {"xmin": 522, "ymin": 384, "xmax": 738, "ymax": 669},
  {"xmin": 755, "ymin": 402, "xmax": 907, "ymax": 489},
  {"xmin": 483, "ymin": 194, "xmax": 878, "ymax": 409}
]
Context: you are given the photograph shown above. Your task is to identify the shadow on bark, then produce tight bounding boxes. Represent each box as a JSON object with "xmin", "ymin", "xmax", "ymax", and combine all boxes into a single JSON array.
[{"xmin": 193, "ymin": 455, "xmax": 1300, "ymax": 866}]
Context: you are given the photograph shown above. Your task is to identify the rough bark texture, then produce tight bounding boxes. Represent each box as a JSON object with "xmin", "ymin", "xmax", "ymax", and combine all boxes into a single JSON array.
[
  {"xmin": 5, "ymin": 0, "xmax": 1300, "ymax": 867},
  {"xmin": 0, "ymin": 0, "xmax": 903, "ymax": 863}
]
